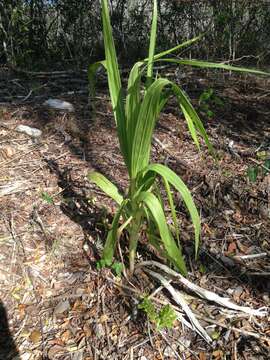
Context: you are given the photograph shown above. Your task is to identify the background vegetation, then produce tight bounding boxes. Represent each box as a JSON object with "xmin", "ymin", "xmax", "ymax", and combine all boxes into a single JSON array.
[{"xmin": 1, "ymin": 0, "xmax": 270, "ymax": 69}]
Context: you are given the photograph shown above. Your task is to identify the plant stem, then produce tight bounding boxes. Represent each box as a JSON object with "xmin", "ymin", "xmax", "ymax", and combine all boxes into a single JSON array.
[
  {"xmin": 129, "ymin": 214, "xmax": 141, "ymax": 274},
  {"xmin": 128, "ymin": 179, "xmax": 141, "ymax": 275}
]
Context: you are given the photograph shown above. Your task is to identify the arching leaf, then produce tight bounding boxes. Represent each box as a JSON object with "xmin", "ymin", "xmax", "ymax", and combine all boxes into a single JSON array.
[{"xmin": 138, "ymin": 191, "xmax": 187, "ymax": 275}]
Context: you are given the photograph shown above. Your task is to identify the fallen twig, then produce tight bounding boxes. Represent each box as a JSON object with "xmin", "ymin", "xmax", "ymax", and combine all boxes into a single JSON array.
[
  {"xmin": 106, "ymin": 276, "xmax": 270, "ymax": 343},
  {"xmin": 144, "ymin": 268, "xmax": 212, "ymax": 343},
  {"xmin": 106, "ymin": 277, "xmax": 193, "ymax": 331},
  {"xmin": 234, "ymin": 252, "xmax": 268, "ymax": 260},
  {"xmin": 139, "ymin": 261, "xmax": 268, "ymax": 317},
  {"xmin": 158, "ymin": 330, "xmax": 182, "ymax": 359}
]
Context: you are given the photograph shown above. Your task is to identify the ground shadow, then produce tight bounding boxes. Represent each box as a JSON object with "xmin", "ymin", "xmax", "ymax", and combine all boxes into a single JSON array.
[
  {"xmin": 44, "ymin": 157, "xmax": 111, "ymax": 266},
  {"xmin": 0, "ymin": 300, "xmax": 20, "ymax": 360},
  {"xmin": 197, "ymin": 246, "xmax": 270, "ymax": 294}
]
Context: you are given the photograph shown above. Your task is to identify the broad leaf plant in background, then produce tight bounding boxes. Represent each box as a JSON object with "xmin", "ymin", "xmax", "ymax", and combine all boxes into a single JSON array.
[{"xmin": 88, "ymin": 0, "xmax": 267, "ymax": 275}]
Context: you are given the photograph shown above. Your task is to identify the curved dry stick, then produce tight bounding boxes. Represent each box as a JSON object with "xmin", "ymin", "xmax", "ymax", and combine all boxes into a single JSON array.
[
  {"xmin": 139, "ymin": 261, "xmax": 268, "ymax": 317},
  {"xmin": 144, "ymin": 268, "xmax": 212, "ymax": 343}
]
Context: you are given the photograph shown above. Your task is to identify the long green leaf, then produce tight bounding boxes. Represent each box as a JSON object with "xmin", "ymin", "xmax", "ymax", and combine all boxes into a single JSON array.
[
  {"xmin": 129, "ymin": 35, "xmax": 203, "ymax": 86},
  {"xmin": 131, "ymin": 78, "xmax": 171, "ymax": 177},
  {"xmin": 163, "ymin": 177, "xmax": 180, "ymax": 247},
  {"xmin": 158, "ymin": 58, "xmax": 270, "ymax": 76},
  {"xmin": 101, "ymin": 0, "xmax": 130, "ymax": 171},
  {"xmin": 144, "ymin": 34, "xmax": 203, "ymax": 63},
  {"xmin": 172, "ymin": 84, "xmax": 214, "ymax": 155},
  {"xmin": 126, "ymin": 61, "xmax": 144, "ymax": 149},
  {"xmin": 101, "ymin": 0, "xmax": 122, "ymax": 108},
  {"xmin": 102, "ymin": 202, "xmax": 126, "ymax": 265},
  {"xmin": 146, "ymin": 0, "xmax": 158, "ymax": 86},
  {"xmin": 138, "ymin": 191, "xmax": 187, "ymax": 275},
  {"xmin": 145, "ymin": 210, "xmax": 170, "ymax": 261},
  {"xmin": 146, "ymin": 164, "xmax": 200, "ymax": 258},
  {"xmin": 88, "ymin": 172, "xmax": 123, "ymax": 205}
]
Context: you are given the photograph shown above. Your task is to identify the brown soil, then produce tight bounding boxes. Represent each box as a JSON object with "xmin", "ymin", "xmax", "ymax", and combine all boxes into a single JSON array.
[{"xmin": 0, "ymin": 66, "xmax": 269, "ymax": 359}]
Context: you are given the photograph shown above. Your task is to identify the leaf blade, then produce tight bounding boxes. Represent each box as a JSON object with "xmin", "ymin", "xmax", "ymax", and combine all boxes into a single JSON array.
[
  {"xmin": 146, "ymin": 164, "xmax": 201, "ymax": 258},
  {"xmin": 101, "ymin": 0, "xmax": 130, "ymax": 171},
  {"xmin": 172, "ymin": 84, "xmax": 214, "ymax": 155},
  {"xmin": 158, "ymin": 58, "xmax": 270, "ymax": 76},
  {"xmin": 138, "ymin": 191, "xmax": 187, "ymax": 275},
  {"xmin": 88, "ymin": 172, "xmax": 123, "ymax": 205},
  {"xmin": 144, "ymin": 34, "xmax": 203, "ymax": 63},
  {"xmin": 163, "ymin": 177, "xmax": 180, "ymax": 246},
  {"xmin": 102, "ymin": 203, "xmax": 125, "ymax": 265},
  {"xmin": 126, "ymin": 61, "xmax": 144, "ymax": 150},
  {"xmin": 131, "ymin": 78, "xmax": 171, "ymax": 177},
  {"xmin": 146, "ymin": 0, "xmax": 158, "ymax": 86}
]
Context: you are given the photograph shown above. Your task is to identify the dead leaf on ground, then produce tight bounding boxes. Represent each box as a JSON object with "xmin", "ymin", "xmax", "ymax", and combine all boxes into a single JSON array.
[
  {"xmin": 54, "ymin": 300, "xmax": 70, "ymax": 315},
  {"xmin": 227, "ymin": 242, "xmax": 237, "ymax": 254},
  {"xmin": 29, "ymin": 329, "xmax": 42, "ymax": 344}
]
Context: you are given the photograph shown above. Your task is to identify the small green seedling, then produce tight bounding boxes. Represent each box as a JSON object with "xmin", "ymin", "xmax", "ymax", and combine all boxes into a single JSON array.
[
  {"xmin": 97, "ymin": 259, "xmax": 123, "ymax": 277},
  {"xmin": 41, "ymin": 191, "xmax": 54, "ymax": 204},
  {"xmin": 111, "ymin": 262, "xmax": 124, "ymax": 277},
  {"xmin": 199, "ymin": 263, "xmax": 207, "ymax": 274},
  {"xmin": 211, "ymin": 330, "xmax": 221, "ymax": 340},
  {"xmin": 96, "ymin": 259, "xmax": 108, "ymax": 270},
  {"xmin": 138, "ymin": 297, "xmax": 177, "ymax": 330}
]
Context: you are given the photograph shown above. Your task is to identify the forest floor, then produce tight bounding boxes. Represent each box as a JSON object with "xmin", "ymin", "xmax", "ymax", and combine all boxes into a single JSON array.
[{"xmin": 0, "ymin": 65, "xmax": 270, "ymax": 360}]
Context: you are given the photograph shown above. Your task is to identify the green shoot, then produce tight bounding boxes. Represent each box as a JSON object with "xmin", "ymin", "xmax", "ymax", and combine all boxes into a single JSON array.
[{"xmin": 138, "ymin": 298, "xmax": 177, "ymax": 330}]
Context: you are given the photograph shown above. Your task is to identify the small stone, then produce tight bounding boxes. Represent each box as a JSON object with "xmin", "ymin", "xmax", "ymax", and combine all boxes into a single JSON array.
[
  {"xmin": 16, "ymin": 125, "xmax": 42, "ymax": 138},
  {"xmin": 227, "ymin": 288, "xmax": 234, "ymax": 295},
  {"xmin": 43, "ymin": 98, "xmax": 74, "ymax": 112}
]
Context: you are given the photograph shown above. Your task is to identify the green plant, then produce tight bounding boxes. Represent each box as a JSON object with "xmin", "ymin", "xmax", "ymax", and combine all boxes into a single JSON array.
[
  {"xmin": 247, "ymin": 166, "xmax": 259, "ymax": 182},
  {"xmin": 138, "ymin": 297, "xmax": 177, "ymax": 330},
  {"xmin": 41, "ymin": 191, "xmax": 54, "ymax": 204},
  {"xmin": 264, "ymin": 159, "xmax": 270, "ymax": 175},
  {"xmin": 199, "ymin": 88, "xmax": 224, "ymax": 119},
  {"xmin": 247, "ymin": 159, "xmax": 270, "ymax": 183},
  {"xmin": 88, "ymin": 0, "xmax": 268, "ymax": 275},
  {"xmin": 97, "ymin": 260, "xmax": 124, "ymax": 277},
  {"xmin": 111, "ymin": 262, "xmax": 124, "ymax": 277}
]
